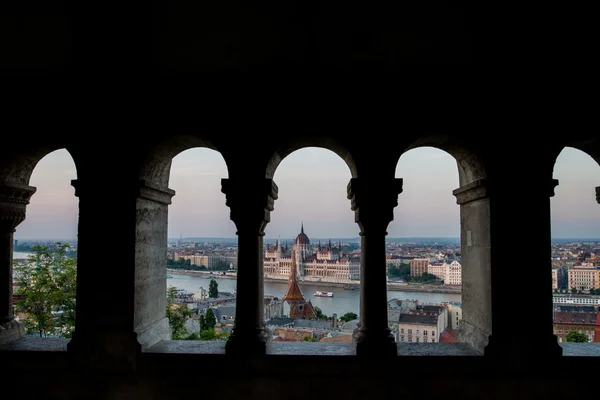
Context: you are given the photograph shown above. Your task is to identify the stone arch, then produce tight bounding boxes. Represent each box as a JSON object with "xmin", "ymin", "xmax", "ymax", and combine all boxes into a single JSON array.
[
  {"xmin": 0, "ymin": 144, "xmax": 80, "ymax": 345},
  {"xmin": 265, "ymin": 137, "xmax": 357, "ymax": 179},
  {"xmin": 139, "ymin": 134, "xmax": 229, "ymax": 188},
  {"xmin": 135, "ymin": 134, "xmax": 230, "ymax": 349},
  {"xmin": 394, "ymin": 135, "xmax": 490, "ymax": 354},
  {"xmin": 0, "ymin": 144, "xmax": 80, "ymax": 186},
  {"xmin": 398, "ymin": 134, "xmax": 487, "ymax": 187}
]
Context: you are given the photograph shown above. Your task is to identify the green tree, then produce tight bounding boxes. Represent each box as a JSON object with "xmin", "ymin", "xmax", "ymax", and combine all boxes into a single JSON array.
[
  {"xmin": 302, "ymin": 336, "xmax": 319, "ymax": 342},
  {"xmin": 565, "ymin": 330, "xmax": 589, "ymax": 343},
  {"xmin": 13, "ymin": 243, "xmax": 77, "ymax": 338},
  {"xmin": 208, "ymin": 279, "xmax": 219, "ymax": 298},
  {"xmin": 339, "ymin": 312, "xmax": 358, "ymax": 323},
  {"xmin": 314, "ymin": 306, "xmax": 327, "ymax": 319},
  {"xmin": 199, "ymin": 328, "xmax": 218, "ymax": 340},
  {"xmin": 204, "ymin": 308, "xmax": 217, "ymax": 330},
  {"xmin": 166, "ymin": 286, "xmax": 194, "ymax": 339}
]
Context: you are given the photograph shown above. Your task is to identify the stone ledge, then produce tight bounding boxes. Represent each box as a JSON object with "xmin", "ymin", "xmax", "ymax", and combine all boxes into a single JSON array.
[
  {"xmin": 560, "ymin": 342, "xmax": 600, "ymax": 357},
  {"xmin": 0, "ymin": 336, "xmax": 69, "ymax": 351},
  {"xmin": 397, "ymin": 342, "xmax": 481, "ymax": 356},
  {"xmin": 268, "ymin": 341, "xmax": 355, "ymax": 356},
  {"xmin": 144, "ymin": 339, "xmax": 226, "ymax": 354}
]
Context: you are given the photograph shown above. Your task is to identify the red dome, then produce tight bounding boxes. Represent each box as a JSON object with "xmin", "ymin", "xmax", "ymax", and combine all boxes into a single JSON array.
[
  {"xmin": 295, "ymin": 223, "xmax": 310, "ymax": 245},
  {"xmin": 295, "ymin": 232, "xmax": 310, "ymax": 245}
]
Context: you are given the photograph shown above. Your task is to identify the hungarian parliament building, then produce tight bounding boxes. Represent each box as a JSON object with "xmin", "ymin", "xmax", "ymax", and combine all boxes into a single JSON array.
[{"xmin": 264, "ymin": 224, "xmax": 361, "ymax": 283}]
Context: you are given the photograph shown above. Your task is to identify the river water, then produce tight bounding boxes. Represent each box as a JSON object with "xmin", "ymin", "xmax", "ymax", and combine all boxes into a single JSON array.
[
  {"xmin": 13, "ymin": 251, "xmax": 461, "ymax": 317},
  {"xmin": 167, "ymin": 273, "xmax": 461, "ymax": 317}
]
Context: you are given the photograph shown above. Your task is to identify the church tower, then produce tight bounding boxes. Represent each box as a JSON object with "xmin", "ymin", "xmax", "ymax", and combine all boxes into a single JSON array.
[{"xmin": 282, "ymin": 247, "xmax": 316, "ymax": 319}]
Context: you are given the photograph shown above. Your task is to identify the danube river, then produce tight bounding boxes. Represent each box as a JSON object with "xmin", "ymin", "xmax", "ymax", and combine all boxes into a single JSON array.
[
  {"xmin": 12, "ymin": 251, "xmax": 461, "ymax": 317},
  {"xmin": 167, "ymin": 273, "xmax": 461, "ymax": 317}
]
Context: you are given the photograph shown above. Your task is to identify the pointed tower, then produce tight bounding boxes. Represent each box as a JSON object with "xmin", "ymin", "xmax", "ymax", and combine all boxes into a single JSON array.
[{"xmin": 282, "ymin": 247, "xmax": 316, "ymax": 319}]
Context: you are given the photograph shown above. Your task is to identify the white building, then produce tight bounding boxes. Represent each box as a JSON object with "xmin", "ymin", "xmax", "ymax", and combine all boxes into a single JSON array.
[{"xmin": 264, "ymin": 224, "xmax": 358, "ymax": 283}]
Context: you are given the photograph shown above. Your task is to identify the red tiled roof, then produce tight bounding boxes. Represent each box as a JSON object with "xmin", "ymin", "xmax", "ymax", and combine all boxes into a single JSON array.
[
  {"xmin": 439, "ymin": 327, "xmax": 457, "ymax": 343},
  {"xmin": 553, "ymin": 311, "xmax": 598, "ymax": 325}
]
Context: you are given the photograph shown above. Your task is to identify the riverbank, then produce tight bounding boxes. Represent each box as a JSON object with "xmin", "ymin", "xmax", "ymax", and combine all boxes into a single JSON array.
[{"xmin": 167, "ymin": 268, "xmax": 462, "ymax": 294}]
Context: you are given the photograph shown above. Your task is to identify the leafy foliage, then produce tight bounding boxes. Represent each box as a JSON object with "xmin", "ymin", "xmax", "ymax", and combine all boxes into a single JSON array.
[
  {"xmin": 314, "ymin": 306, "xmax": 327, "ymax": 319},
  {"xmin": 339, "ymin": 312, "xmax": 358, "ymax": 322},
  {"xmin": 166, "ymin": 286, "xmax": 194, "ymax": 339},
  {"xmin": 565, "ymin": 330, "xmax": 589, "ymax": 343},
  {"xmin": 387, "ymin": 263, "xmax": 411, "ymax": 279},
  {"xmin": 13, "ymin": 243, "xmax": 77, "ymax": 338},
  {"xmin": 208, "ymin": 278, "xmax": 219, "ymax": 298}
]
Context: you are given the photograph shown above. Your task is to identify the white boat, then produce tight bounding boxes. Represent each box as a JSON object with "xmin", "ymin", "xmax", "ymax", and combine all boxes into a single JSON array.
[{"xmin": 314, "ymin": 291, "xmax": 334, "ymax": 297}]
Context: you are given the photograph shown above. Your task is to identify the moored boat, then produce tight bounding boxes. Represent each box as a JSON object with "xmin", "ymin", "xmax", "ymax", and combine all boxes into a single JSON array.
[{"xmin": 314, "ymin": 291, "xmax": 334, "ymax": 297}]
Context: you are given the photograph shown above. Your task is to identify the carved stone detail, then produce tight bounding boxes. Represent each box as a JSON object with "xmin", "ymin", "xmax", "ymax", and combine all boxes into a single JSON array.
[
  {"xmin": 221, "ymin": 179, "xmax": 278, "ymax": 235},
  {"xmin": 453, "ymin": 179, "xmax": 488, "ymax": 205},
  {"xmin": 0, "ymin": 183, "xmax": 36, "ymax": 205},
  {"xmin": 138, "ymin": 180, "xmax": 175, "ymax": 205},
  {"xmin": 547, "ymin": 179, "xmax": 559, "ymax": 198},
  {"xmin": 0, "ymin": 183, "xmax": 36, "ymax": 232},
  {"xmin": 347, "ymin": 178, "xmax": 403, "ymax": 234}
]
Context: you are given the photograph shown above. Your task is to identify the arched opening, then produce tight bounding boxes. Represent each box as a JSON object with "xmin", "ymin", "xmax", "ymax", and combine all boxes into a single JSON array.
[
  {"xmin": 391, "ymin": 147, "xmax": 462, "ymax": 348},
  {"xmin": 11, "ymin": 149, "xmax": 79, "ymax": 340},
  {"xmin": 166, "ymin": 148, "xmax": 234, "ymax": 342},
  {"xmin": 550, "ymin": 146, "xmax": 600, "ymax": 346},
  {"xmin": 392, "ymin": 143, "xmax": 489, "ymax": 354},
  {"xmin": 135, "ymin": 141, "xmax": 232, "ymax": 350},
  {"xmin": 264, "ymin": 147, "xmax": 358, "ymax": 350}
]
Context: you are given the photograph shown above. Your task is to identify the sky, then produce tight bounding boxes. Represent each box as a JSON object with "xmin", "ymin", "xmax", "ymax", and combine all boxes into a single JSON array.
[{"xmin": 13, "ymin": 146, "xmax": 600, "ymax": 240}]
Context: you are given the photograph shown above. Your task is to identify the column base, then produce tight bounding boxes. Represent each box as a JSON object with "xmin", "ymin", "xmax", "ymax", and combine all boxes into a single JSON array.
[
  {"xmin": 67, "ymin": 329, "xmax": 142, "ymax": 370},
  {"xmin": 484, "ymin": 334, "xmax": 562, "ymax": 367},
  {"xmin": 354, "ymin": 328, "xmax": 398, "ymax": 357},
  {"xmin": 135, "ymin": 317, "xmax": 171, "ymax": 350},
  {"xmin": 456, "ymin": 320, "xmax": 490, "ymax": 355},
  {"xmin": 225, "ymin": 327, "xmax": 271, "ymax": 356},
  {"xmin": 0, "ymin": 318, "xmax": 25, "ymax": 345}
]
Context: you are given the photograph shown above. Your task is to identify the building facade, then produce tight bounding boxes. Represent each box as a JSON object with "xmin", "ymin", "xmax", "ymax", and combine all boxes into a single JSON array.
[
  {"xmin": 264, "ymin": 224, "xmax": 359, "ymax": 282},
  {"xmin": 567, "ymin": 263, "xmax": 600, "ymax": 291}
]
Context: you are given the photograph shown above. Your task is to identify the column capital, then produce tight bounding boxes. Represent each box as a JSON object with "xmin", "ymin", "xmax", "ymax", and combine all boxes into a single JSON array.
[
  {"xmin": 347, "ymin": 178, "xmax": 403, "ymax": 234},
  {"xmin": 221, "ymin": 178, "xmax": 278, "ymax": 235},
  {"xmin": 596, "ymin": 186, "xmax": 600, "ymax": 204},
  {"xmin": 0, "ymin": 183, "xmax": 36, "ymax": 232},
  {"xmin": 453, "ymin": 179, "xmax": 488, "ymax": 205},
  {"xmin": 547, "ymin": 178, "xmax": 559, "ymax": 198},
  {"xmin": 138, "ymin": 180, "xmax": 176, "ymax": 205}
]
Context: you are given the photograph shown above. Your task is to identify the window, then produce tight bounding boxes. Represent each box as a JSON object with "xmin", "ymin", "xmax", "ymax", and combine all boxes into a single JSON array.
[{"xmin": 408, "ymin": 329, "xmax": 412, "ymax": 335}]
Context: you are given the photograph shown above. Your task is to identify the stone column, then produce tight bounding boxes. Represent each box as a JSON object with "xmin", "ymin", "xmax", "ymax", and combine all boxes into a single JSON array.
[
  {"xmin": 347, "ymin": 177, "xmax": 403, "ymax": 357},
  {"xmin": 67, "ymin": 179, "xmax": 141, "ymax": 370},
  {"xmin": 0, "ymin": 183, "xmax": 36, "ymax": 345},
  {"xmin": 452, "ymin": 179, "xmax": 491, "ymax": 354},
  {"xmin": 222, "ymin": 178, "xmax": 277, "ymax": 356},
  {"xmin": 134, "ymin": 180, "xmax": 175, "ymax": 349},
  {"xmin": 484, "ymin": 178, "xmax": 562, "ymax": 363}
]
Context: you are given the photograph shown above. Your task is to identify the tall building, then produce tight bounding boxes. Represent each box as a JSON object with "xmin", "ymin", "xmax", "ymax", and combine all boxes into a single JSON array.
[
  {"xmin": 264, "ymin": 224, "xmax": 360, "ymax": 282},
  {"xmin": 410, "ymin": 258, "xmax": 429, "ymax": 277},
  {"xmin": 282, "ymin": 248, "xmax": 316, "ymax": 319}
]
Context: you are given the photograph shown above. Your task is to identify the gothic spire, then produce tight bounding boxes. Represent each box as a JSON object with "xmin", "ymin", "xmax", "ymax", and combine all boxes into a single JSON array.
[{"xmin": 301, "ymin": 221, "xmax": 304, "ymax": 234}]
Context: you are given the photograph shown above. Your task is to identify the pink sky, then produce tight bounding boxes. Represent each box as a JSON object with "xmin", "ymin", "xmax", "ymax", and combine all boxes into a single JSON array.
[{"xmin": 13, "ymin": 147, "xmax": 600, "ymax": 240}]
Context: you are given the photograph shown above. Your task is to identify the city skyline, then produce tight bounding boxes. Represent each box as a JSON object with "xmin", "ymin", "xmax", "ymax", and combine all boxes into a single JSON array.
[{"xmin": 13, "ymin": 146, "xmax": 600, "ymax": 240}]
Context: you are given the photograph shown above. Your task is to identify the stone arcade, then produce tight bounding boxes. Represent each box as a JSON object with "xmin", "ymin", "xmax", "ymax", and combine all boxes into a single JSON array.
[{"xmin": 1, "ymin": 3, "xmax": 599, "ymax": 397}]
